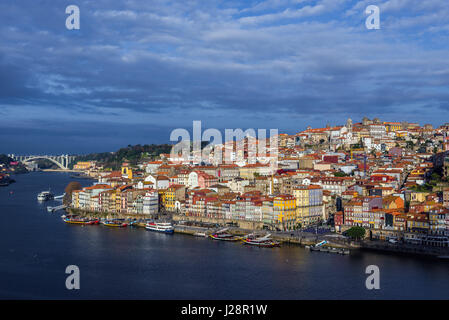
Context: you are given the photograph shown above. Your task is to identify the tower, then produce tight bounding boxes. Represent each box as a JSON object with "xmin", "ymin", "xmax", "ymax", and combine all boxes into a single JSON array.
[{"xmin": 346, "ymin": 118, "xmax": 353, "ymax": 132}]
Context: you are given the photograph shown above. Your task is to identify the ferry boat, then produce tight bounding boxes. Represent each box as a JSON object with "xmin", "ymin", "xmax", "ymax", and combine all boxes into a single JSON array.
[
  {"xmin": 209, "ymin": 228, "xmax": 241, "ymax": 241},
  {"xmin": 242, "ymin": 234, "xmax": 280, "ymax": 248},
  {"xmin": 102, "ymin": 220, "xmax": 128, "ymax": 227},
  {"xmin": 37, "ymin": 190, "xmax": 54, "ymax": 201},
  {"xmin": 145, "ymin": 222, "xmax": 174, "ymax": 233}
]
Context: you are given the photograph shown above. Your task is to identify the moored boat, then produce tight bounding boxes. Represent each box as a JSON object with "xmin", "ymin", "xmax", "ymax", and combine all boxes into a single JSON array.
[
  {"xmin": 243, "ymin": 238, "xmax": 280, "ymax": 247},
  {"xmin": 242, "ymin": 233, "xmax": 280, "ymax": 247},
  {"xmin": 209, "ymin": 228, "xmax": 241, "ymax": 241},
  {"xmin": 129, "ymin": 220, "xmax": 148, "ymax": 228},
  {"xmin": 210, "ymin": 233, "xmax": 240, "ymax": 241},
  {"xmin": 145, "ymin": 222, "xmax": 174, "ymax": 233},
  {"xmin": 102, "ymin": 220, "xmax": 128, "ymax": 227},
  {"xmin": 64, "ymin": 215, "xmax": 99, "ymax": 225},
  {"xmin": 193, "ymin": 232, "xmax": 208, "ymax": 237}
]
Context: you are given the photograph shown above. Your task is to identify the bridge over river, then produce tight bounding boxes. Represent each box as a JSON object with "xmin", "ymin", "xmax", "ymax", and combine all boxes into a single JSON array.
[{"xmin": 8, "ymin": 154, "xmax": 77, "ymax": 170}]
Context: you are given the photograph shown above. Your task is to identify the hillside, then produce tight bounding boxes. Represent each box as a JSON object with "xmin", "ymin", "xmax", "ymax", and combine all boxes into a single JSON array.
[{"xmin": 72, "ymin": 144, "xmax": 174, "ymax": 170}]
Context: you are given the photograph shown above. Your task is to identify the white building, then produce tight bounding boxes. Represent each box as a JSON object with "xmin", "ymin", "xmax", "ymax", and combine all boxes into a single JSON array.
[{"xmin": 143, "ymin": 191, "xmax": 159, "ymax": 215}]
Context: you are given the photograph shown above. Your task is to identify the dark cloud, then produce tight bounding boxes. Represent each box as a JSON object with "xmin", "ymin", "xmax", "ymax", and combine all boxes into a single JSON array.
[{"xmin": 0, "ymin": 0, "xmax": 448, "ymax": 153}]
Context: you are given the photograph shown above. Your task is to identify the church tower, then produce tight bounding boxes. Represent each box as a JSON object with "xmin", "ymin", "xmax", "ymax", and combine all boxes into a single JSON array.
[{"xmin": 346, "ymin": 118, "xmax": 353, "ymax": 132}]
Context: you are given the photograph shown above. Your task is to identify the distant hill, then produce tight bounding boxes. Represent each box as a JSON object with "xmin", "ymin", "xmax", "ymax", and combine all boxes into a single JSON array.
[{"xmin": 72, "ymin": 144, "xmax": 174, "ymax": 170}]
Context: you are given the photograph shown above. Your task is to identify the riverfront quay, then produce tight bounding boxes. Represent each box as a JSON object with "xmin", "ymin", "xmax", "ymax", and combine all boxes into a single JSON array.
[
  {"xmin": 2, "ymin": 172, "xmax": 449, "ymax": 299},
  {"xmin": 67, "ymin": 207, "xmax": 358, "ymax": 250},
  {"xmin": 67, "ymin": 208, "xmax": 449, "ymax": 258}
]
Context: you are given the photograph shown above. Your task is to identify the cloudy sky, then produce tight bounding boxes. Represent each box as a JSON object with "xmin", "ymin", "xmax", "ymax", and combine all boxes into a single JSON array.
[{"xmin": 1, "ymin": 0, "xmax": 448, "ymax": 154}]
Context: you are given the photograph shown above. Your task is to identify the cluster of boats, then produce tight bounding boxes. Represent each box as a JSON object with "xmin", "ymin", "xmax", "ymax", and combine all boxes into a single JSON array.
[
  {"xmin": 58, "ymin": 214, "xmax": 347, "ymax": 251},
  {"xmin": 60, "ymin": 219, "xmax": 278, "ymax": 246},
  {"xmin": 61, "ymin": 215, "xmax": 174, "ymax": 233},
  {"xmin": 209, "ymin": 228, "xmax": 281, "ymax": 248}
]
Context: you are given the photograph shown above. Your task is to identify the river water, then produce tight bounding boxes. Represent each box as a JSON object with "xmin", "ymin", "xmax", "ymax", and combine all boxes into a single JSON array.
[{"xmin": 0, "ymin": 172, "xmax": 448, "ymax": 299}]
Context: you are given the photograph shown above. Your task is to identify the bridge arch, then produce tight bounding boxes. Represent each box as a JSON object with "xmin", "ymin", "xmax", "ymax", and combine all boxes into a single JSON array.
[{"xmin": 22, "ymin": 156, "xmax": 68, "ymax": 170}]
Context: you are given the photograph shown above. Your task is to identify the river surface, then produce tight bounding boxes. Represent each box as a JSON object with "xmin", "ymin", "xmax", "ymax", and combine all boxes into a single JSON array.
[{"xmin": 0, "ymin": 172, "xmax": 448, "ymax": 299}]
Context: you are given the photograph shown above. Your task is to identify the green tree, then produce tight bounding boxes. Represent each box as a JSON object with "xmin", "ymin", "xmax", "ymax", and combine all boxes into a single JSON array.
[
  {"xmin": 334, "ymin": 171, "xmax": 348, "ymax": 177},
  {"xmin": 346, "ymin": 226, "xmax": 366, "ymax": 240}
]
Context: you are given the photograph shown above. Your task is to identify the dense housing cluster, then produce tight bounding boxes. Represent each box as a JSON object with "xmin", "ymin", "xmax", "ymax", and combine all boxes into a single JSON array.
[{"xmin": 70, "ymin": 118, "xmax": 449, "ymax": 247}]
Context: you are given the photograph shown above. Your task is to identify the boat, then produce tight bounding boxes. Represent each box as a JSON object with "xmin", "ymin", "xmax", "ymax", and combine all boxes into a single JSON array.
[
  {"xmin": 209, "ymin": 228, "xmax": 241, "ymax": 241},
  {"xmin": 242, "ymin": 233, "xmax": 280, "ymax": 248},
  {"xmin": 193, "ymin": 232, "xmax": 208, "ymax": 237},
  {"xmin": 63, "ymin": 216, "xmax": 99, "ymax": 225},
  {"xmin": 37, "ymin": 190, "xmax": 54, "ymax": 201},
  {"xmin": 145, "ymin": 222, "xmax": 174, "ymax": 233},
  {"xmin": 308, "ymin": 241, "xmax": 350, "ymax": 254},
  {"xmin": 328, "ymin": 247, "xmax": 339, "ymax": 254},
  {"xmin": 243, "ymin": 238, "xmax": 280, "ymax": 247},
  {"xmin": 102, "ymin": 220, "xmax": 128, "ymax": 227},
  {"xmin": 129, "ymin": 220, "xmax": 148, "ymax": 228}
]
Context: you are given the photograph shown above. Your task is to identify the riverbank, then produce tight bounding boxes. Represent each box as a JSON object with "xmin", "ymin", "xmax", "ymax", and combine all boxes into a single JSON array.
[
  {"xmin": 64, "ymin": 207, "xmax": 449, "ymax": 258},
  {"xmin": 66, "ymin": 208, "xmax": 358, "ymax": 250},
  {"xmin": 360, "ymin": 240, "xmax": 449, "ymax": 258}
]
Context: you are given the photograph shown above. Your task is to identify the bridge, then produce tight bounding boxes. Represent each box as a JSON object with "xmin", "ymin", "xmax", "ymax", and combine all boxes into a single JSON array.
[{"xmin": 8, "ymin": 154, "xmax": 76, "ymax": 170}]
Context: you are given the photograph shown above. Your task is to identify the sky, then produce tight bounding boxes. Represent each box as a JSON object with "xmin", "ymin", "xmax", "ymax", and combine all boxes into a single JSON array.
[{"xmin": 0, "ymin": 0, "xmax": 448, "ymax": 154}]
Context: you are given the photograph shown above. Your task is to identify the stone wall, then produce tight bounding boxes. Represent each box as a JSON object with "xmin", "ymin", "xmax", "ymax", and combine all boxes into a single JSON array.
[{"xmin": 172, "ymin": 214, "xmax": 265, "ymax": 230}]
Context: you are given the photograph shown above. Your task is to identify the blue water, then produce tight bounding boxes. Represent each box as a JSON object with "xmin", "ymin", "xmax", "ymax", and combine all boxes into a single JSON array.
[{"xmin": 1, "ymin": 172, "xmax": 448, "ymax": 299}]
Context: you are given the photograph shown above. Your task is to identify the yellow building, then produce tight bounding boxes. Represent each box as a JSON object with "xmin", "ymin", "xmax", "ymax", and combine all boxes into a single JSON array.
[
  {"xmin": 293, "ymin": 188, "xmax": 309, "ymax": 207},
  {"xmin": 165, "ymin": 189, "xmax": 175, "ymax": 211},
  {"xmin": 74, "ymin": 161, "xmax": 95, "ymax": 170},
  {"xmin": 121, "ymin": 166, "xmax": 133, "ymax": 179},
  {"xmin": 383, "ymin": 122, "xmax": 402, "ymax": 132},
  {"xmin": 164, "ymin": 185, "xmax": 186, "ymax": 212},
  {"xmin": 71, "ymin": 190, "xmax": 80, "ymax": 208},
  {"xmin": 273, "ymin": 194, "xmax": 296, "ymax": 230},
  {"xmin": 410, "ymin": 191, "xmax": 430, "ymax": 203},
  {"xmin": 395, "ymin": 130, "xmax": 408, "ymax": 138}
]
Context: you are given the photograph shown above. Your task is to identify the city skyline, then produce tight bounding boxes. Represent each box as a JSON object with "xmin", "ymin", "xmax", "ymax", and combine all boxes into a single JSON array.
[{"xmin": 1, "ymin": 0, "xmax": 449, "ymax": 154}]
